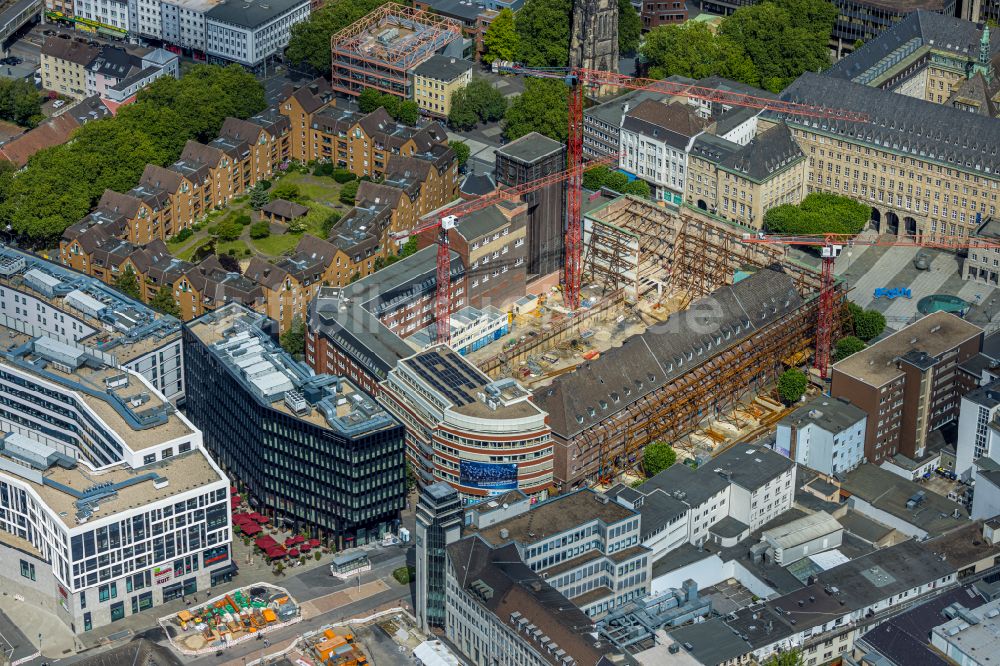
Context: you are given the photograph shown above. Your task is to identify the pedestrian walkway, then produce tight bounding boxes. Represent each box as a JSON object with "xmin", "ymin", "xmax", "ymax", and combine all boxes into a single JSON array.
[{"xmin": 300, "ymin": 581, "xmax": 390, "ymax": 619}]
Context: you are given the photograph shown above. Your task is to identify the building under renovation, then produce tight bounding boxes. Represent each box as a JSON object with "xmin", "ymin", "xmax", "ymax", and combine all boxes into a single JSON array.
[
  {"xmin": 582, "ymin": 195, "xmax": 819, "ymax": 302},
  {"xmin": 532, "ymin": 196, "xmax": 829, "ymax": 488},
  {"xmin": 329, "ymin": 4, "xmax": 462, "ymax": 99}
]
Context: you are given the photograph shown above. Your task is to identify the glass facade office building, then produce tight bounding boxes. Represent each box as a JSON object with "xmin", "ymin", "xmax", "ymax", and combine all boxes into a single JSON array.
[{"xmin": 183, "ymin": 304, "xmax": 406, "ymax": 548}]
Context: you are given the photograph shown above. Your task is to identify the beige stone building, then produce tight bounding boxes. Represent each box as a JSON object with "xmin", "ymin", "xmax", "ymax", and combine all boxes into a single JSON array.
[
  {"xmin": 411, "ymin": 55, "xmax": 472, "ymax": 118},
  {"xmin": 40, "ymin": 36, "xmax": 99, "ymax": 99},
  {"xmin": 685, "ymin": 123, "xmax": 807, "ymax": 229},
  {"xmin": 779, "ymin": 72, "xmax": 1000, "ymax": 240}
]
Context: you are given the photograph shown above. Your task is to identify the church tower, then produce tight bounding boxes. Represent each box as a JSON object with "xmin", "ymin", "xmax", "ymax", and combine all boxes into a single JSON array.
[{"xmin": 569, "ymin": 0, "xmax": 619, "ymax": 72}]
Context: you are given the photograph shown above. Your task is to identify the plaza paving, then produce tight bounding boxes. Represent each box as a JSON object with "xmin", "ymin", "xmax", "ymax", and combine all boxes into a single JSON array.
[{"xmin": 789, "ymin": 232, "xmax": 1000, "ymax": 333}]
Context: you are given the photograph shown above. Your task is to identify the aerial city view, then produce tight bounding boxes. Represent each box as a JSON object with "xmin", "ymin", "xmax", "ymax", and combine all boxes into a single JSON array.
[{"xmin": 2, "ymin": 0, "xmax": 1000, "ymax": 664}]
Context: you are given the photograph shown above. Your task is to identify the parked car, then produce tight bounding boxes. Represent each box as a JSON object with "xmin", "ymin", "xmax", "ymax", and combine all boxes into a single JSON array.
[{"xmin": 52, "ymin": 99, "xmax": 65, "ymax": 109}]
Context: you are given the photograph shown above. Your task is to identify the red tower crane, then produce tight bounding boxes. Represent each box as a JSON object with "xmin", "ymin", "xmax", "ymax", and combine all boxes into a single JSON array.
[
  {"xmin": 405, "ymin": 66, "xmax": 867, "ymax": 347},
  {"xmin": 397, "ymin": 152, "xmax": 620, "ymax": 345},
  {"xmin": 499, "ymin": 65, "xmax": 869, "ymax": 310},
  {"xmin": 742, "ymin": 233, "xmax": 1000, "ymax": 380}
]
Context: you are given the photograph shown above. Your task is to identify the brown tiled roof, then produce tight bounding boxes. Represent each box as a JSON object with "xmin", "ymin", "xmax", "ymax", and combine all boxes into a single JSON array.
[
  {"xmin": 97, "ymin": 190, "xmax": 142, "ymax": 219},
  {"xmin": 184, "ymin": 256, "xmax": 263, "ymax": 306},
  {"xmin": 243, "ymin": 256, "xmax": 289, "ymax": 291},
  {"xmin": 42, "ymin": 36, "xmax": 100, "ymax": 66},
  {"xmin": 293, "ymin": 234, "xmax": 340, "ymax": 269},
  {"xmin": 219, "ymin": 117, "xmax": 266, "ymax": 143},
  {"xmin": 180, "ymin": 140, "xmax": 225, "ymax": 167},
  {"xmin": 386, "ymin": 154, "xmax": 431, "ymax": 182},
  {"xmin": 356, "ymin": 181, "xmax": 403, "ymax": 209},
  {"xmin": 261, "ymin": 198, "xmax": 309, "ymax": 219},
  {"xmin": 140, "ymin": 164, "xmax": 185, "ymax": 193},
  {"xmin": 625, "ymin": 99, "xmax": 708, "ymax": 139},
  {"xmin": 357, "ymin": 107, "xmax": 396, "ymax": 138},
  {"xmin": 288, "ymin": 79, "xmax": 333, "ymax": 114},
  {"xmin": 0, "ymin": 114, "xmax": 80, "ymax": 167}
]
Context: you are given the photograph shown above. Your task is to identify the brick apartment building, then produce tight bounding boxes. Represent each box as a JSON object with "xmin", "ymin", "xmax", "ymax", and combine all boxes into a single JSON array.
[{"xmin": 831, "ymin": 311, "xmax": 983, "ymax": 465}]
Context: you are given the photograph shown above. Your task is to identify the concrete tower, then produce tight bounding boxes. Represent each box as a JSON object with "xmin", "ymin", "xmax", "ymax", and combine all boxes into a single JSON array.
[{"xmin": 569, "ymin": 0, "xmax": 619, "ymax": 72}]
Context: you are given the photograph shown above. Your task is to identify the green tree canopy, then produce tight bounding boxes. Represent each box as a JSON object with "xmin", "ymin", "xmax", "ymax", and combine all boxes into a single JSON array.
[
  {"xmin": 515, "ymin": 0, "xmax": 572, "ymax": 67},
  {"xmin": 271, "ymin": 182, "xmax": 303, "ymax": 203},
  {"xmin": 1, "ymin": 65, "xmax": 265, "ymax": 245},
  {"xmin": 0, "ymin": 79, "xmax": 43, "ymax": 127},
  {"xmin": 285, "ymin": 0, "xmax": 391, "ymax": 75},
  {"xmin": 642, "ymin": 441, "xmax": 677, "ymax": 477},
  {"xmin": 150, "ymin": 285, "xmax": 180, "ymax": 317},
  {"xmin": 449, "ymin": 140, "xmax": 471, "ymax": 168},
  {"xmin": 764, "ymin": 650, "xmax": 803, "ymax": 666},
  {"xmin": 483, "ymin": 7, "xmax": 518, "ymax": 65},
  {"xmin": 115, "ymin": 265, "xmax": 142, "ymax": 301},
  {"xmin": 778, "ymin": 368, "xmax": 807, "ymax": 404},
  {"xmin": 215, "ymin": 218, "xmax": 242, "ymax": 242},
  {"xmin": 833, "ymin": 335, "xmax": 866, "ymax": 362},
  {"xmin": 504, "ymin": 78, "xmax": 568, "ymax": 142},
  {"xmin": 250, "ymin": 221, "xmax": 271, "ymax": 239},
  {"xmin": 854, "ymin": 309, "xmax": 886, "ymax": 341},
  {"xmin": 640, "ymin": 0, "xmax": 835, "ymax": 91},
  {"xmin": 340, "ymin": 180, "xmax": 360, "ymax": 205},
  {"xmin": 449, "ymin": 78, "xmax": 508, "ymax": 131},
  {"xmin": 584, "ymin": 166, "xmax": 651, "ymax": 197},
  {"xmin": 764, "ymin": 193, "xmax": 871, "ymax": 235},
  {"xmin": 280, "ymin": 316, "xmax": 306, "ymax": 356},
  {"xmin": 357, "ymin": 88, "xmax": 420, "ymax": 124},
  {"xmin": 618, "ymin": 0, "xmax": 642, "ymax": 54},
  {"xmin": 250, "ymin": 184, "xmax": 270, "ymax": 210}
]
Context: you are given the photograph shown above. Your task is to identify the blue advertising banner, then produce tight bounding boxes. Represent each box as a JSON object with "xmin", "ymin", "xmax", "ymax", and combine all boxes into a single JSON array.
[{"xmin": 459, "ymin": 460, "xmax": 518, "ymax": 491}]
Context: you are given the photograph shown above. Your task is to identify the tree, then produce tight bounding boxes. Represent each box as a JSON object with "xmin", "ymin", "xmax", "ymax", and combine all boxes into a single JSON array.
[
  {"xmin": 1, "ymin": 64, "xmax": 265, "ymax": 245},
  {"xmin": 333, "ymin": 169, "xmax": 356, "ymax": 184},
  {"xmin": 482, "ymin": 8, "xmax": 518, "ymax": 65},
  {"xmin": 250, "ymin": 221, "xmax": 271, "ymax": 239},
  {"xmin": 504, "ymin": 78, "xmax": 568, "ymax": 142},
  {"xmin": 397, "ymin": 100, "xmax": 419, "ymax": 125},
  {"xmin": 624, "ymin": 180, "xmax": 651, "ymax": 197},
  {"xmin": 115, "ymin": 265, "xmax": 142, "ymax": 301},
  {"xmin": 448, "ymin": 88, "xmax": 480, "ymax": 131},
  {"xmin": 285, "ymin": 0, "xmax": 391, "ymax": 75},
  {"xmin": 215, "ymin": 218, "xmax": 242, "ymax": 241},
  {"xmin": 764, "ymin": 650, "xmax": 803, "ymax": 666},
  {"xmin": 271, "ymin": 182, "xmax": 302, "ymax": 203},
  {"xmin": 718, "ymin": 0, "xmax": 834, "ymax": 92},
  {"xmin": 0, "ymin": 79, "xmax": 43, "ymax": 127},
  {"xmin": 515, "ymin": 0, "xmax": 572, "ymax": 67},
  {"xmin": 778, "ymin": 368, "xmax": 808, "ymax": 404},
  {"xmin": 405, "ymin": 460, "xmax": 417, "ymax": 492},
  {"xmin": 357, "ymin": 88, "xmax": 383, "ymax": 114},
  {"xmin": 450, "ymin": 140, "xmax": 471, "ymax": 168},
  {"xmin": 618, "ymin": 0, "xmax": 642, "ymax": 54},
  {"xmin": 764, "ymin": 193, "xmax": 871, "ymax": 235},
  {"xmin": 642, "ymin": 441, "xmax": 677, "ymax": 477},
  {"xmin": 250, "ymin": 184, "xmax": 270, "ymax": 210},
  {"xmin": 150, "ymin": 285, "xmax": 180, "ymax": 317},
  {"xmin": 854, "ymin": 309, "xmax": 886, "ymax": 342},
  {"xmin": 641, "ymin": 23, "xmax": 758, "ymax": 86},
  {"xmin": 340, "ymin": 180, "xmax": 360, "ymax": 205},
  {"xmin": 280, "ymin": 316, "xmax": 306, "ymax": 356},
  {"xmin": 449, "ymin": 78, "xmax": 507, "ymax": 131},
  {"xmin": 833, "ymin": 335, "xmax": 865, "ymax": 362}
]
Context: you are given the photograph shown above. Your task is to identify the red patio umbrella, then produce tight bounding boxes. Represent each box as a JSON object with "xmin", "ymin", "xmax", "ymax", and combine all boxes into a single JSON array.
[
  {"xmin": 241, "ymin": 523, "xmax": 262, "ymax": 536},
  {"xmin": 255, "ymin": 535, "xmax": 277, "ymax": 549},
  {"xmin": 288, "ymin": 548, "xmax": 300, "ymax": 558},
  {"xmin": 300, "ymin": 542, "xmax": 312, "ymax": 552},
  {"xmin": 265, "ymin": 545, "xmax": 286, "ymax": 559},
  {"xmin": 230, "ymin": 486, "xmax": 238, "ymax": 494},
  {"xmin": 232, "ymin": 514, "xmax": 250, "ymax": 524},
  {"xmin": 307, "ymin": 538, "xmax": 321, "ymax": 548},
  {"xmin": 284, "ymin": 536, "xmax": 296, "ymax": 547}
]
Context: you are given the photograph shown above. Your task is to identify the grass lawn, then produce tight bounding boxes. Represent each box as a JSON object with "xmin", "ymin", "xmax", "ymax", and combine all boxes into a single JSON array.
[
  {"xmin": 280, "ymin": 172, "xmax": 345, "ymax": 203},
  {"xmin": 250, "ymin": 232, "xmax": 304, "ymax": 256},
  {"xmin": 176, "ymin": 239, "xmax": 211, "ymax": 262}
]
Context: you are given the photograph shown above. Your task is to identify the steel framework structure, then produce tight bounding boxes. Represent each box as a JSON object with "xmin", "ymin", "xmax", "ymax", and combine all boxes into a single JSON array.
[{"xmin": 330, "ymin": 4, "xmax": 462, "ymax": 98}]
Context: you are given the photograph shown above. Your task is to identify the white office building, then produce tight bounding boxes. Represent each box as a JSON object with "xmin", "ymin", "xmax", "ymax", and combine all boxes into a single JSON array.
[
  {"xmin": 204, "ymin": 0, "xmax": 310, "ymax": 68},
  {"xmin": 619, "ymin": 100, "xmax": 706, "ymax": 204},
  {"xmin": 74, "ymin": 0, "xmax": 131, "ymax": 33},
  {"xmin": 0, "ymin": 333, "xmax": 231, "ymax": 633},
  {"xmin": 956, "ymin": 379, "xmax": 1000, "ymax": 480},
  {"xmin": 776, "ymin": 396, "xmax": 868, "ymax": 476},
  {"xmin": 0, "ymin": 249, "xmax": 184, "ymax": 402}
]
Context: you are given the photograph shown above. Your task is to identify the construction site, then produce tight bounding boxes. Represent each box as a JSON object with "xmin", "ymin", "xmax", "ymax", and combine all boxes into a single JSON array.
[
  {"xmin": 461, "ymin": 196, "xmax": 835, "ymax": 488},
  {"xmin": 329, "ymin": 4, "xmax": 462, "ymax": 98}
]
